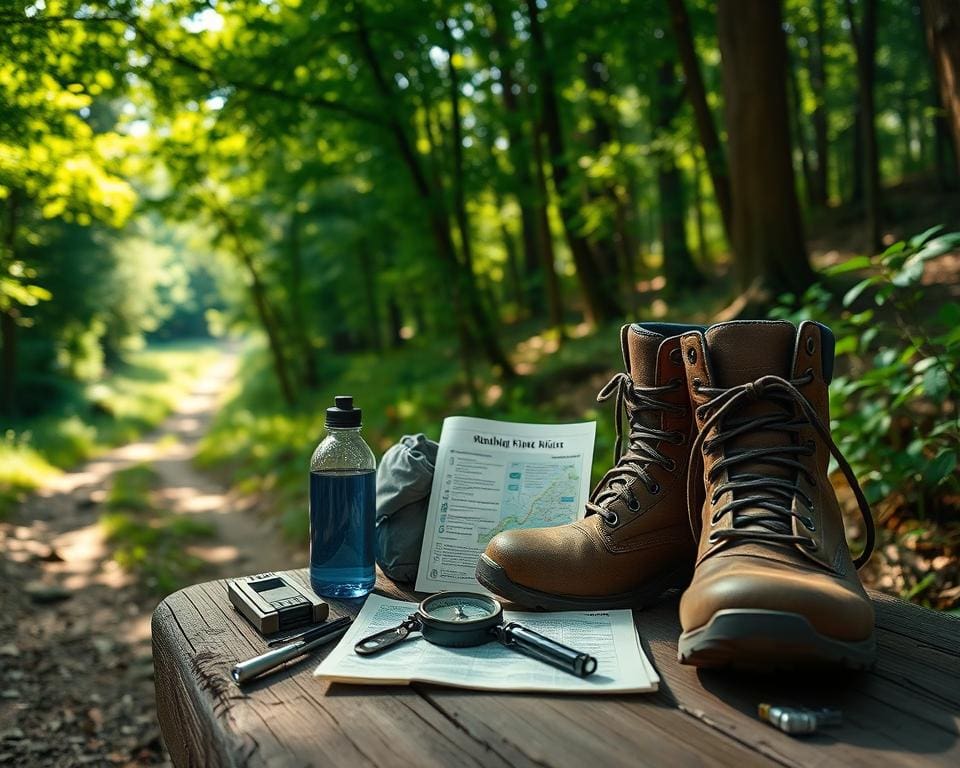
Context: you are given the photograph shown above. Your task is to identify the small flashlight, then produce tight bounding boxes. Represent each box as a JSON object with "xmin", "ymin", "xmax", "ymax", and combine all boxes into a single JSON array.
[{"xmin": 757, "ymin": 703, "xmax": 843, "ymax": 736}]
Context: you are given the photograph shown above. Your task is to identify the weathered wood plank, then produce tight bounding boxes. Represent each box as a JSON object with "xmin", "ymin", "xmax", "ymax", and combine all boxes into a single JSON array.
[
  {"xmin": 155, "ymin": 573, "xmax": 516, "ymax": 768},
  {"xmin": 637, "ymin": 592, "xmax": 960, "ymax": 768},
  {"xmin": 153, "ymin": 570, "xmax": 960, "ymax": 767}
]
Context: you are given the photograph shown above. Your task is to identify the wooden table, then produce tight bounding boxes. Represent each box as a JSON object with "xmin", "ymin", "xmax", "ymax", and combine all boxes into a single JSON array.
[{"xmin": 152, "ymin": 569, "xmax": 960, "ymax": 767}]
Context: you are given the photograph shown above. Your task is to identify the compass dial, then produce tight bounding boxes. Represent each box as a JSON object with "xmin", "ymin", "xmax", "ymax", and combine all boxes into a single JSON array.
[{"xmin": 419, "ymin": 593, "xmax": 501, "ymax": 624}]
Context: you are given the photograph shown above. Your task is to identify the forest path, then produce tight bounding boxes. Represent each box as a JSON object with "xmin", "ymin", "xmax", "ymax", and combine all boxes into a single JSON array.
[{"xmin": 0, "ymin": 348, "xmax": 298, "ymax": 767}]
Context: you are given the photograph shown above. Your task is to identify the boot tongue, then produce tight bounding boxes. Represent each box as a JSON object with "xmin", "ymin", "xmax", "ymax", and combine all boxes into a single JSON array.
[
  {"xmin": 703, "ymin": 321, "xmax": 796, "ymax": 386},
  {"xmin": 625, "ymin": 325, "xmax": 664, "ymax": 386},
  {"xmin": 702, "ymin": 321, "xmax": 799, "ymax": 540}
]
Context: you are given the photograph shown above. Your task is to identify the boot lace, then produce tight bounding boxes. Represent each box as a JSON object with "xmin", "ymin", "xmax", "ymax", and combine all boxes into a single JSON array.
[
  {"xmin": 687, "ymin": 372, "xmax": 876, "ymax": 568},
  {"xmin": 587, "ymin": 355, "xmax": 687, "ymax": 527}
]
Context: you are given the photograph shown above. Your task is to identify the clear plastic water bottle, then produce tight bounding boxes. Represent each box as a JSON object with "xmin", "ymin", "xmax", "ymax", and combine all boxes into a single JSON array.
[{"xmin": 309, "ymin": 395, "xmax": 376, "ymax": 598}]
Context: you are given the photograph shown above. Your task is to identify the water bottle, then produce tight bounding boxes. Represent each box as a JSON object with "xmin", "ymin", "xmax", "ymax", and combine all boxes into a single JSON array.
[{"xmin": 309, "ymin": 395, "xmax": 376, "ymax": 598}]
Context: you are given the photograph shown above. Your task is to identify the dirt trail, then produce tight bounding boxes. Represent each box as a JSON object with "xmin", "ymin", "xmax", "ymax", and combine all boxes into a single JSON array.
[{"xmin": 0, "ymin": 350, "xmax": 299, "ymax": 767}]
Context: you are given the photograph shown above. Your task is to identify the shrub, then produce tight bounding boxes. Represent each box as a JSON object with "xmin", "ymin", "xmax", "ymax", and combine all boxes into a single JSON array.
[{"xmin": 772, "ymin": 227, "xmax": 960, "ymax": 521}]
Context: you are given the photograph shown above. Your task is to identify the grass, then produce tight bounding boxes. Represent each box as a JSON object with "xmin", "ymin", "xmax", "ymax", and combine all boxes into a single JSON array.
[
  {"xmin": 0, "ymin": 340, "xmax": 220, "ymax": 518},
  {"xmin": 101, "ymin": 463, "xmax": 216, "ymax": 595}
]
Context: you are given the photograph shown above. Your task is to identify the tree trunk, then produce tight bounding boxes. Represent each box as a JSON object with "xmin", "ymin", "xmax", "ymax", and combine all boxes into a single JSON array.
[
  {"xmin": 666, "ymin": 0, "xmax": 733, "ymax": 246},
  {"xmin": 656, "ymin": 60, "xmax": 704, "ymax": 295},
  {"xmin": 845, "ymin": 0, "xmax": 881, "ymax": 252},
  {"xmin": 215, "ymin": 204, "xmax": 298, "ymax": 407},
  {"xmin": 692, "ymin": 150, "xmax": 708, "ymax": 264},
  {"xmin": 787, "ymin": 41, "xmax": 816, "ymax": 205},
  {"xmin": 489, "ymin": 0, "xmax": 550, "ymax": 319},
  {"xmin": 808, "ymin": 0, "xmax": 830, "ymax": 206},
  {"xmin": 0, "ymin": 310, "xmax": 15, "ymax": 418},
  {"xmin": 525, "ymin": 0, "xmax": 620, "ymax": 325},
  {"xmin": 716, "ymin": 0, "xmax": 814, "ymax": 295},
  {"xmin": 531, "ymin": 125, "xmax": 565, "ymax": 330},
  {"xmin": 353, "ymin": 8, "xmax": 515, "ymax": 377},
  {"xmin": 584, "ymin": 55, "xmax": 640, "ymax": 311},
  {"xmin": 922, "ymin": 0, "xmax": 960, "ymax": 178},
  {"xmin": 900, "ymin": 94, "xmax": 914, "ymax": 175},
  {"xmin": 0, "ymin": 192, "xmax": 19, "ymax": 418},
  {"xmin": 490, "ymin": 186, "xmax": 526, "ymax": 316},
  {"xmin": 287, "ymin": 207, "xmax": 319, "ymax": 389}
]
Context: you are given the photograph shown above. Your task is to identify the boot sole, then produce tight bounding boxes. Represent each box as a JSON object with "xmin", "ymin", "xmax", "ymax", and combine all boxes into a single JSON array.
[
  {"xmin": 678, "ymin": 609, "xmax": 876, "ymax": 670},
  {"xmin": 475, "ymin": 553, "xmax": 692, "ymax": 611}
]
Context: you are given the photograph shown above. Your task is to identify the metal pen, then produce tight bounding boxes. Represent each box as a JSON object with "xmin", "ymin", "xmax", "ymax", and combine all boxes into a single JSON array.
[{"xmin": 231, "ymin": 616, "xmax": 352, "ymax": 685}]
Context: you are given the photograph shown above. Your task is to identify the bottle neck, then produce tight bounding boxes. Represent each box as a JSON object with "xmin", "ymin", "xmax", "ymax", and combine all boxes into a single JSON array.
[{"xmin": 326, "ymin": 425, "xmax": 361, "ymax": 434}]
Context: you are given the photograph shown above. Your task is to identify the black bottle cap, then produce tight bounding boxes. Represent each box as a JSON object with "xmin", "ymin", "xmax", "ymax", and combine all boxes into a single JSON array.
[{"xmin": 326, "ymin": 395, "xmax": 361, "ymax": 428}]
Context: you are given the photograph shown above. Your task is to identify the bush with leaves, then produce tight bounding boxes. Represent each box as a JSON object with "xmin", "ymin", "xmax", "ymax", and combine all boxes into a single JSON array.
[{"xmin": 772, "ymin": 227, "xmax": 960, "ymax": 522}]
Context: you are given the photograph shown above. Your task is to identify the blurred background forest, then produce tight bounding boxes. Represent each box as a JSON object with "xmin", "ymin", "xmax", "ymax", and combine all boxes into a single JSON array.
[{"xmin": 2, "ymin": 0, "xmax": 959, "ymax": 610}]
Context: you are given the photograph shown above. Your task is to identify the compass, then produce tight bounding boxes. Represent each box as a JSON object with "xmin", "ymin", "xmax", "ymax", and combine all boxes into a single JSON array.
[{"xmin": 354, "ymin": 592, "xmax": 597, "ymax": 678}]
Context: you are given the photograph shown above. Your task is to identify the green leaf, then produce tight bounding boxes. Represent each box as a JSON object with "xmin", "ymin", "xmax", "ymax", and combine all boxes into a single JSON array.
[
  {"xmin": 923, "ymin": 450, "xmax": 957, "ymax": 488},
  {"xmin": 908, "ymin": 225, "xmax": 944, "ymax": 248},
  {"xmin": 843, "ymin": 276, "xmax": 878, "ymax": 307},
  {"xmin": 879, "ymin": 240, "xmax": 907, "ymax": 259},
  {"xmin": 891, "ymin": 259, "xmax": 925, "ymax": 286},
  {"xmin": 921, "ymin": 365, "xmax": 950, "ymax": 401},
  {"xmin": 824, "ymin": 255, "xmax": 872, "ymax": 276}
]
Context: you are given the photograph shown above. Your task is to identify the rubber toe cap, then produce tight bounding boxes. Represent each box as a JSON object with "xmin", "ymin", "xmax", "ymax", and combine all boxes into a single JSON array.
[{"xmin": 680, "ymin": 554, "xmax": 875, "ymax": 642}]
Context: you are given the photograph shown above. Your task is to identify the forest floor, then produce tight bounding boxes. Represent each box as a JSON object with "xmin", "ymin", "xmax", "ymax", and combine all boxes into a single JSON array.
[{"xmin": 0, "ymin": 349, "xmax": 297, "ymax": 767}]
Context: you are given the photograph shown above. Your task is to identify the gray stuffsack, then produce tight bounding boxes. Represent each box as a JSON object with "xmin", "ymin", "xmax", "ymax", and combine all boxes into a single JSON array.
[{"xmin": 375, "ymin": 433, "xmax": 438, "ymax": 583}]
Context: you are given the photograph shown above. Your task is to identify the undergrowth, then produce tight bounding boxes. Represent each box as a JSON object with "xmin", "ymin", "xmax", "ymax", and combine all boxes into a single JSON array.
[{"xmin": 0, "ymin": 340, "xmax": 219, "ymax": 518}]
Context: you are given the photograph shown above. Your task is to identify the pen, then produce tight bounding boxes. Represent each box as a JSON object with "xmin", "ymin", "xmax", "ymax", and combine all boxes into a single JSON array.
[{"xmin": 231, "ymin": 616, "xmax": 352, "ymax": 685}]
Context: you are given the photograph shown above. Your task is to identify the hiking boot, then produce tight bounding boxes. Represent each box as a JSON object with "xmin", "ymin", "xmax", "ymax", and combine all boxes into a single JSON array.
[
  {"xmin": 476, "ymin": 322, "xmax": 701, "ymax": 610},
  {"xmin": 677, "ymin": 320, "xmax": 877, "ymax": 668}
]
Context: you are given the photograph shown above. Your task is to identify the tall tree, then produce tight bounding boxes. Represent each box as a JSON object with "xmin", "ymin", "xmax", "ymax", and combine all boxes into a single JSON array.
[
  {"xmin": 487, "ymin": 0, "xmax": 562, "ymax": 326},
  {"xmin": 808, "ymin": 0, "xmax": 831, "ymax": 206},
  {"xmin": 655, "ymin": 59, "xmax": 704, "ymax": 295},
  {"xmin": 922, "ymin": 0, "xmax": 960, "ymax": 178},
  {"xmin": 665, "ymin": 0, "xmax": 733, "ymax": 246},
  {"xmin": 844, "ymin": 0, "xmax": 882, "ymax": 252},
  {"xmin": 716, "ymin": 0, "xmax": 814, "ymax": 296},
  {"xmin": 525, "ymin": 0, "xmax": 621, "ymax": 325},
  {"xmin": 351, "ymin": 5, "xmax": 515, "ymax": 378}
]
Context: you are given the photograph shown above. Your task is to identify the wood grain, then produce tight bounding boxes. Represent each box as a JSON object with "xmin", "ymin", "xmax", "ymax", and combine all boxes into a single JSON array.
[{"xmin": 152, "ymin": 570, "xmax": 960, "ymax": 767}]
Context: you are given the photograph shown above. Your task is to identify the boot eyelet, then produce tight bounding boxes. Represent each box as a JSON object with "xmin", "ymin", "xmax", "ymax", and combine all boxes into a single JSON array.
[
  {"xmin": 801, "ymin": 516, "xmax": 816, "ymax": 531},
  {"xmin": 627, "ymin": 497, "xmax": 641, "ymax": 512},
  {"xmin": 692, "ymin": 377, "xmax": 703, "ymax": 392},
  {"xmin": 802, "ymin": 539, "xmax": 818, "ymax": 551},
  {"xmin": 707, "ymin": 532, "xmax": 719, "ymax": 544},
  {"xmin": 806, "ymin": 336, "xmax": 815, "ymax": 355},
  {"xmin": 686, "ymin": 347, "xmax": 697, "ymax": 364},
  {"xmin": 664, "ymin": 458, "xmax": 677, "ymax": 471},
  {"xmin": 604, "ymin": 512, "xmax": 619, "ymax": 527},
  {"xmin": 648, "ymin": 482, "xmax": 661, "ymax": 495}
]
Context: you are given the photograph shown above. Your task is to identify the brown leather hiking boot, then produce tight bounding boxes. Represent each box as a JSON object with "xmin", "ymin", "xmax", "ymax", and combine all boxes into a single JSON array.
[
  {"xmin": 476, "ymin": 322, "xmax": 701, "ymax": 610},
  {"xmin": 677, "ymin": 320, "xmax": 877, "ymax": 668}
]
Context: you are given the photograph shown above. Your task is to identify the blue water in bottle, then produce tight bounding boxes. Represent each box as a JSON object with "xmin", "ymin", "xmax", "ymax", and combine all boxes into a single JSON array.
[
  {"xmin": 309, "ymin": 469, "xmax": 376, "ymax": 597},
  {"xmin": 308, "ymin": 396, "xmax": 377, "ymax": 598}
]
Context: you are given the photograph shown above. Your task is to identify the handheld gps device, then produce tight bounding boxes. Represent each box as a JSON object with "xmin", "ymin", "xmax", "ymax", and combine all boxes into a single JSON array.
[{"xmin": 227, "ymin": 572, "xmax": 328, "ymax": 635}]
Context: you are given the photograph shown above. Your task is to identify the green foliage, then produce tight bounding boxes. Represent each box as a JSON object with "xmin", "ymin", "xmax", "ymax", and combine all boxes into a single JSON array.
[
  {"xmin": 0, "ymin": 342, "xmax": 219, "ymax": 516},
  {"xmin": 772, "ymin": 228, "xmax": 960, "ymax": 519},
  {"xmin": 101, "ymin": 462, "xmax": 216, "ymax": 596},
  {"xmin": 0, "ymin": 430, "xmax": 57, "ymax": 519}
]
